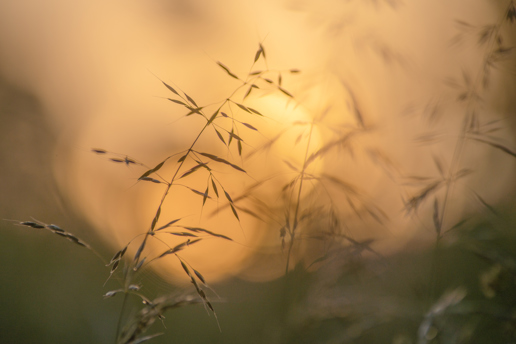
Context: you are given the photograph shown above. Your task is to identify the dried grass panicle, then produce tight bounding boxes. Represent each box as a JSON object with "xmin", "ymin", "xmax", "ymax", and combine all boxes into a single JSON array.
[
  {"xmin": 92, "ymin": 45, "xmax": 301, "ymax": 340},
  {"xmin": 384, "ymin": 6, "xmax": 516, "ymax": 337},
  {"xmin": 118, "ymin": 293, "xmax": 203, "ymax": 344},
  {"xmin": 16, "ymin": 219, "xmax": 92, "ymax": 249},
  {"xmin": 8, "ymin": 5, "xmax": 516, "ymax": 340},
  {"xmin": 408, "ymin": 0, "xmax": 516, "ymax": 240}
]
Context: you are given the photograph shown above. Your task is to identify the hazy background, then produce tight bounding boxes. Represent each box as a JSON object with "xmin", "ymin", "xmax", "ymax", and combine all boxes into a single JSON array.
[{"xmin": 1, "ymin": 0, "xmax": 516, "ymax": 343}]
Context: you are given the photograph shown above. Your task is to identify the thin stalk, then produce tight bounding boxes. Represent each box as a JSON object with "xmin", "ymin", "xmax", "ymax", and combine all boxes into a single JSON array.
[
  {"xmin": 285, "ymin": 121, "xmax": 315, "ymax": 274},
  {"xmin": 114, "ymin": 292, "xmax": 129, "ymax": 344}
]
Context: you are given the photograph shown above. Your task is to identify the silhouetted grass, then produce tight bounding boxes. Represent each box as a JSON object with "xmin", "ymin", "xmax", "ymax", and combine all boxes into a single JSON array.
[{"xmin": 6, "ymin": 1, "xmax": 516, "ymax": 343}]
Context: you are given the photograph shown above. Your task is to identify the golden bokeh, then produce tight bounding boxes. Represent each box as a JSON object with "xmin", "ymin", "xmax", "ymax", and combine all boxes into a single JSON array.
[{"xmin": 1, "ymin": 0, "xmax": 515, "ymax": 283}]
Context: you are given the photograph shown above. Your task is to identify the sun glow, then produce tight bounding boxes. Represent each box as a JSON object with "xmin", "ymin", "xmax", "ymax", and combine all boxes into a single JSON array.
[
  {"xmin": 56, "ymin": 86, "xmax": 326, "ymax": 282},
  {"xmin": 3, "ymin": 0, "xmax": 512, "ymax": 284}
]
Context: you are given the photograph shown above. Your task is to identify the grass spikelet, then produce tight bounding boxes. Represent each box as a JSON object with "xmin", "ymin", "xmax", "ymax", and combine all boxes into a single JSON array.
[
  {"xmin": 254, "ymin": 44, "xmax": 263, "ymax": 62},
  {"xmin": 211, "ymin": 179, "xmax": 219, "ymax": 197},
  {"xmin": 241, "ymin": 122, "xmax": 258, "ymax": 131},
  {"xmin": 138, "ymin": 161, "xmax": 166, "ymax": 180},
  {"xmin": 179, "ymin": 163, "xmax": 205, "ymax": 179},
  {"xmin": 259, "ymin": 43, "xmax": 266, "ymax": 59},
  {"xmin": 108, "ymin": 246, "xmax": 128, "ymax": 266},
  {"xmin": 169, "ymin": 232, "xmax": 197, "ymax": 237},
  {"xmin": 139, "ymin": 177, "xmax": 162, "ymax": 184},
  {"xmin": 197, "ymin": 152, "xmax": 246, "ymax": 173},
  {"xmin": 155, "ymin": 218, "xmax": 182, "ymax": 232},
  {"xmin": 167, "ymin": 98, "xmax": 186, "ymax": 106},
  {"xmin": 183, "ymin": 227, "xmax": 232, "ymax": 241},
  {"xmin": 202, "ymin": 186, "xmax": 209, "ymax": 206},
  {"xmin": 214, "ymin": 129, "xmax": 226, "ymax": 145},
  {"xmin": 134, "ymin": 257, "xmax": 146, "ymax": 272},
  {"xmin": 243, "ymin": 84, "xmax": 259, "ymax": 99},
  {"xmin": 184, "ymin": 92, "xmax": 198, "ymax": 107},
  {"xmin": 207, "ymin": 110, "xmax": 219, "ymax": 125},
  {"xmin": 104, "ymin": 289, "xmax": 123, "ymax": 299},
  {"xmin": 223, "ymin": 190, "xmax": 233, "ymax": 203},
  {"xmin": 162, "ymin": 81, "xmax": 179, "ymax": 96},
  {"xmin": 193, "ymin": 269, "xmax": 206, "ymax": 285},
  {"xmin": 234, "ymin": 102, "xmax": 252, "ymax": 113},
  {"xmin": 151, "ymin": 207, "xmax": 161, "ymax": 231},
  {"xmin": 19, "ymin": 221, "xmax": 45, "ymax": 229},
  {"xmin": 187, "ymin": 187, "xmax": 211, "ymax": 199},
  {"xmin": 278, "ymin": 86, "xmax": 293, "ymax": 98},
  {"xmin": 118, "ymin": 294, "xmax": 202, "ymax": 344},
  {"xmin": 216, "ymin": 62, "xmax": 240, "ymax": 80},
  {"xmin": 17, "ymin": 219, "xmax": 92, "ymax": 249},
  {"xmin": 157, "ymin": 241, "xmax": 189, "ymax": 259},
  {"xmin": 404, "ymin": 181, "xmax": 443, "ymax": 214},
  {"xmin": 229, "ymin": 203, "xmax": 240, "ymax": 221},
  {"xmin": 247, "ymin": 107, "xmax": 263, "ymax": 116},
  {"xmin": 133, "ymin": 237, "xmax": 147, "ymax": 264},
  {"xmin": 228, "ymin": 131, "xmax": 243, "ymax": 142}
]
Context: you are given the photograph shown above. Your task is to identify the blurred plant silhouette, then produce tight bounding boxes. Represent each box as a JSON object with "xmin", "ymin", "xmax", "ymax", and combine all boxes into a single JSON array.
[{"xmin": 6, "ymin": 0, "xmax": 516, "ymax": 343}]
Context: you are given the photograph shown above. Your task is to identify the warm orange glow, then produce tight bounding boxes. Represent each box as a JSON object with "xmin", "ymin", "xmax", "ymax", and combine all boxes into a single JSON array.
[
  {"xmin": 2, "ymin": 0, "xmax": 515, "ymax": 283},
  {"xmin": 53, "ymin": 90, "xmax": 325, "ymax": 282}
]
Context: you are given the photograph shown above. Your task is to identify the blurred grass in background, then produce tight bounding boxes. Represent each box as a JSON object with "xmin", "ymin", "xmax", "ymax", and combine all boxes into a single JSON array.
[
  {"xmin": 2, "ymin": 0, "xmax": 516, "ymax": 341},
  {"xmin": 1, "ymin": 72, "xmax": 515, "ymax": 344}
]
